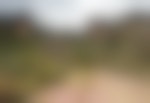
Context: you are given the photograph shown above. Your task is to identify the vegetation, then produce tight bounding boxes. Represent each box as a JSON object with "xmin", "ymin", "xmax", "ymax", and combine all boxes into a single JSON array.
[{"xmin": 0, "ymin": 17, "xmax": 150, "ymax": 103}]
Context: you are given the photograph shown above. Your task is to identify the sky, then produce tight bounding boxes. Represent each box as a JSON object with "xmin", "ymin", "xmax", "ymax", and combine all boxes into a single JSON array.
[
  {"xmin": 29, "ymin": 0, "xmax": 134, "ymax": 31},
  {"xmin": 0, "ymin": 0, "xmax": 150, "ymax": 31}
]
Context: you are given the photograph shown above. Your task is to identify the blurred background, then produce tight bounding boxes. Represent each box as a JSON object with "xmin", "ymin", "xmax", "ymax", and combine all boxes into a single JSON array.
[{"xmin": 0, "ymin": 0, "xmax": 150, "ymax": 103}]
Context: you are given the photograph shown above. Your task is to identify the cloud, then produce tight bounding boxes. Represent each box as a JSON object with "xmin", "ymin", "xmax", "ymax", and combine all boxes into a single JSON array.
[
  {"xmin": 29, "ymin": 0, "xmax": 135, "ymax": 31},
  {"xmin": 1, "ymin": 0, "xmax": 150, "ymax": 31}
]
